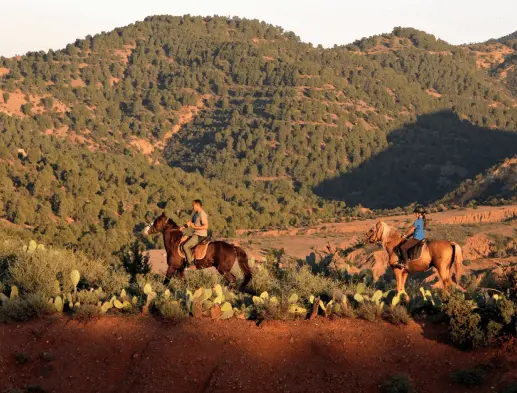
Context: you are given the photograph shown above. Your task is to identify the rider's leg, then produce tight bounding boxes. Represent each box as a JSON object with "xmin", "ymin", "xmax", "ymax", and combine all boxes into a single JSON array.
[
  {"xmin": 184, "ymin": 235, "xmax": 199, "ymax": 266},
  {"xmin": 400, "ymin": 238, "xmax": 419, "ymax": 265}
]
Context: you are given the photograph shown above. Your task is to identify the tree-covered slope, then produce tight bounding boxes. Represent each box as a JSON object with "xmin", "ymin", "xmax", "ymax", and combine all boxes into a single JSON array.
[{"xmin": 1, "ymin": 15, "xmax": 517, "ymax": 258}]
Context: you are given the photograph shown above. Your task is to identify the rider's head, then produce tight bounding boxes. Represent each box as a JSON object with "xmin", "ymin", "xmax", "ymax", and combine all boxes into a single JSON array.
[
  {"xmin": 413, "ymin": 205, "xmax": 427, "ymax": 218},
  {"xmin": 192, "ymin": 199, "xmax": 203, "ymax": 212}
]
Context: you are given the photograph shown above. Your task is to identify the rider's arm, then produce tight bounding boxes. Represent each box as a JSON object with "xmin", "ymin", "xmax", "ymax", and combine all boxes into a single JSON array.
[
  {"xmin": 190, "ymin": 220, "xmax": 208, "ymax": 231},
  {"xmin": 190, "ymin": 213, "xmax": 208, "ymax": 231},
  {"xmin": 404, "ymin": 226, "xmax": 415, "ymax": 237}
]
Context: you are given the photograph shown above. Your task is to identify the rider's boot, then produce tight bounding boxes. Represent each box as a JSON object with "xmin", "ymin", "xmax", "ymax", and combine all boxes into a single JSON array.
[
  {"xmin": 398, "ymin": 248, "xmax": 410, "ymax": 269},
  {"xmin": 184, "ymin": 257, "xmax": 196, "ymax": 270}
]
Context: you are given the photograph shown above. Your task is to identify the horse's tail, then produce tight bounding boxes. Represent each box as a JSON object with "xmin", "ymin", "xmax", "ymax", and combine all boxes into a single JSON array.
[
  {"xmin": 451, "ymin": 242, "xmax": 463, "ymax": 284},
  {"xmin": 234, "ymin": 246, "xmax": 252, "ymax": 290}
]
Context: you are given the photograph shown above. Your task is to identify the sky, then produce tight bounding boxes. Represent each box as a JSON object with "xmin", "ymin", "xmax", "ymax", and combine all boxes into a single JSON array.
[{"xmin": 0, "ymin": 0, "xmax": 516, "ymax": 57}]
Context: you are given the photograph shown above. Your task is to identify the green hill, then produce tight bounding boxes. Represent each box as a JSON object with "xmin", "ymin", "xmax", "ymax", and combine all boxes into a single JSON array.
[{"xmin": 1, "ymin": 15, "xmax": 517, "ymax": 258}]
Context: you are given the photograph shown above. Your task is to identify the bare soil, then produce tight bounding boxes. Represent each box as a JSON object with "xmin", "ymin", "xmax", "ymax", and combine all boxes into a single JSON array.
[{"xmin": 1, "ymin": 316, "xmax": 516, "ymax": 393}]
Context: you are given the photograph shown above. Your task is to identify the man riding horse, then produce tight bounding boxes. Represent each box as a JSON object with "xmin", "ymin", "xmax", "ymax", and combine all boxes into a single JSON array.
[{"xmin": 180, "ymin": 199, "xmax": 208, "ymax": 268}]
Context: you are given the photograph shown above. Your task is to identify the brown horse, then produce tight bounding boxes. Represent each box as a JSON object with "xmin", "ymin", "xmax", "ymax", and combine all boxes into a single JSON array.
[
  {"xmin": 143, "ymin": 213, "xmax": 252, "ymax": 290},
  {"xmin": 365, "ymin": 220, "xmax": 463, "ymax": 296}
]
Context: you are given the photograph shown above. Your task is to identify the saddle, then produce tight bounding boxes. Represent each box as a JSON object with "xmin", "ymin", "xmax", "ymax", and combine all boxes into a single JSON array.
[
  {"xmin": 178, "ymin": 236, "xmax": 211, "ymax": 260},
  {"xmin": 397, "ymin": 239, "xmax": 428, "ymax": 262}
]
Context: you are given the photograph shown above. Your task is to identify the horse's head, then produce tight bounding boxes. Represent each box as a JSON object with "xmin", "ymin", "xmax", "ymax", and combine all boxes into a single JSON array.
[
  {"xmin": 143, "ymin": 212, "xmax": 178, "ymax": 236},
  {"xmin": 365, "ymin": 220, "xmax": 386, "ymax": 243}
]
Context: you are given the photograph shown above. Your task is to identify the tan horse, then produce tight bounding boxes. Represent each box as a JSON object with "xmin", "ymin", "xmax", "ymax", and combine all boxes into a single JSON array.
[{"xmin": 365, "ymin": 220, "xmax": 463, "ymax": 296}]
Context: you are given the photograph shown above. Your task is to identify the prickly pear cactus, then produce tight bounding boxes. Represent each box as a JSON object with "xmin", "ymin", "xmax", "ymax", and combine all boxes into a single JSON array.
[
  {"xmin": 101, "ymin": 301, "xmax": 113, "ymax": 313},
  {"xmin": 210, "ymin": 303, "xmax": 221, "ymax": 319},
  {"xmin": 143, "ymin": 283, "xmax": 153, "ymax": 295},
  {"xmin": 372, "ymin": 290, "xmax": 383, "ymax": 304},
  {"xmin": 70, "ymin": 270, "xmax": 80, "ymax": 293},
  {"xmin": 192, "ymin": 299, "xmax": 203, "ymax": 318},
  {"xmin": 54, "ymin": 296, "xmax": 64, "ymax": 312},
  {"xmin": 220, "ymin": 302, "xmax": 234, "ymax": 319},
  {"xmin": 10, "ymin": 285, "xmax": 19, "ymax": 300},
  {"xmin": 354, "ymin": 293, "xmax": 364, "ymax": 303},
  {"xmin": 288, "ymin": 304, "xmax": 307, "ymax": 316},
  {"xmin": 356, "ymin": 282, "xmax": 366, "ymax": 295},
  {"xmin": 288, "ymin": 294, "xmax": 299, "ymax": 304}
]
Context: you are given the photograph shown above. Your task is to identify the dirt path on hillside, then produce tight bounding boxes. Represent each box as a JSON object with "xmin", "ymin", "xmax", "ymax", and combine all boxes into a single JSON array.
[{"xmin": 0, "ymin": 317, "xmax": 515, "ymax": 393}]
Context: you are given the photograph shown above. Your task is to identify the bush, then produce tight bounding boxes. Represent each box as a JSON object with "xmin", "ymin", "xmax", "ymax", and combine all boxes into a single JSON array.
[
  {"xmin": 441, "ymin": 292, "xmax": 486, "ymax": 348},
  {"xmin": 500, "ymin": 383, "xmax": 517, "ymax": 393},
  {"xmin": 450, "ymin": 367, "xmax": 486, "ymax": 387},
  {"xmin": 357, "ymin": 301, "xmax": 382, "ymax": 322},
  {"xmin": 72, "ymin": 304, "xmax": 101, "ymax": 320},
  {"xmin": 6, "ymin": 245, "xmax": 129, "ymax": 297},
  {"xmin": 382, "ymin": 374, "xmax": 413, "ymax": 393},
  {"xmin": 154, "ymin": 299, "xmax": 186, "ymax": 320},
  {"xmin": 117, "ymin": 240, "xmax": 151, "ymax": 282},
  {"xmin": 281, "ymin": 265, "xmax": 341, "ymax": 299},
  {"xmin": 0, "ymin": 294, "xmax": 54, "ymax": 322},
  {"xmin": 249, "ymin": 265, "xmax": 280, "ymax": 295},
  {"xmin": 170, "ymin": 270, "xmax": 223, "ymax": 293},
  {"xmin": 384, "ymin": 305, "xmax": 410, "ymax": 325},
  {"xmin": 15, "ymin": 352, "xmax": 30, "ymax": 365}
]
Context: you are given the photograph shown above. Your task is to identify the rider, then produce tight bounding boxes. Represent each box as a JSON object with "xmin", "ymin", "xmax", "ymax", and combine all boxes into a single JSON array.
[
  {"xmin": 400, "ymin": 205, "xmax": 427, "ymax": 266},
  {"xmin": 180, "ymin": 199, "xmax": 209, "ymax": 267}
]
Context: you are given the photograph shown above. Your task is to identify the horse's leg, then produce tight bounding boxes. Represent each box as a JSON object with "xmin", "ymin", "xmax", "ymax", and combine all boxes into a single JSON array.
[
  {"xmin": 394, "ymin": 267, "xmax": 403, "ymax": 293},
  {"xmin": 164, "ymin": 265, "xmax": 176, "ymax": 285},
  {"xmin": 164, "ymin": 253, "xmax": 179, "ymax": 285},
  {"xmin": 221, "ymin": 270, "xmax": 237, "ymax": 288},
  {"xmin": 435, "ymin": 258, "xmax": 452, "ymax": 292}
]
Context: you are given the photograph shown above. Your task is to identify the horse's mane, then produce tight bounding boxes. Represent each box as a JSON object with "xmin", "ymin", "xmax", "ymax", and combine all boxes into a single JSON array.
[
  {"xmin": 166, "ymin": 217, "xmax": 179, "ymax": 229},
  {"xmin": 377, "ymin": 221, "xmax": 402, "ymax": 244}
]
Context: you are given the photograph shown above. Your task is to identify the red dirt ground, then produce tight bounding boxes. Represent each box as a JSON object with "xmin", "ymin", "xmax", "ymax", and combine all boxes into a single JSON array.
[{"xmin": 1, "ymin": 316, "xmax": 516, "ymax": 393}]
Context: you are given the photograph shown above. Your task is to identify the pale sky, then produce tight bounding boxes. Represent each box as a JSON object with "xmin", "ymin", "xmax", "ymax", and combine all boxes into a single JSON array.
[{"xmin": 0, "ymin": 0, "xmax": 516, "ymax": 57}]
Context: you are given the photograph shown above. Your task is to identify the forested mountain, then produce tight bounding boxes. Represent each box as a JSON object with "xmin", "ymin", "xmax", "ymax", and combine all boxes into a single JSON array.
[{"xmin": 1, "ymin": 15, "xmax": 517, "ymax": 258}]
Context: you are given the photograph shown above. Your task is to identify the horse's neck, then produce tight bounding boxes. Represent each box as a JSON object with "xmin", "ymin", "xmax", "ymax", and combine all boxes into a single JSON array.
[
  {"xmin": 381, "ymin": 226, "xmax": 403, "ymax": 248},
  {"xmin": 163, "ymin": 227, "xmax": 179, "ymax": 253}
]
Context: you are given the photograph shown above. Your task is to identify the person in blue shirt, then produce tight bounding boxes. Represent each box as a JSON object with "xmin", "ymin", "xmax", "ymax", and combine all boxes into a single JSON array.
[{"xmin": 400, "ymin": 205, "xmax": 427, "ymax": 265}]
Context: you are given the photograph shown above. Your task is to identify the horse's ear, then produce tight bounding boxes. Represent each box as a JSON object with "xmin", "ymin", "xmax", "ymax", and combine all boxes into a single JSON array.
[{"xmin": 160, "ymin": 211, "xmax": 166, "ymax": 217}]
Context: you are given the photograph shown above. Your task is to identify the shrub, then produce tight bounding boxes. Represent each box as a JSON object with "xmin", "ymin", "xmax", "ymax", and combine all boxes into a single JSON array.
[
  {"xmin": 0, "ymin": 294, "xmax": 54, "ymax": 322},
  {"xmin": 450, "ymin": 367, "xmax": 486, "ymax": 387},
  {"xmin": 7, "ymin": 245, "xmax": 129, "ymax": 297},
  {"xmin": 441, "ymin": 292, "xmax": 486, "ymax": 348},
  {"xmin": 72, "ymin": 304, "xmax": 101, "ymax": 320},
  {"xmin": 357, "ymin": 301, "xmax": 382, "ymax": 322},
  {"xmin": 167, "ymin": 270, "xmax": 223, "ymax": 294},
  {"xmin": 14, "ymin": 352, "xmax": 30, "ymax": 365},
  {"xmin": 154, "ymin": 299, "xmax": 186, "ymax": 320},
  {"xmin": 117, "ymin": 240, "xmax": 151, "ymax": 282},
  {"xmin": 384, "ymin": 305, "xmax": 410, "ymax": 325},
  {"xmin": 500, "ymin": 383, "xmax": 517, "ymax": 393},
  {"xmin": 249, "ymin": 265, "xmax": 280, "ymax": 295},
  {"xmin": 382, "ymin": 374, "xmax": 413, "ymax": 393}
]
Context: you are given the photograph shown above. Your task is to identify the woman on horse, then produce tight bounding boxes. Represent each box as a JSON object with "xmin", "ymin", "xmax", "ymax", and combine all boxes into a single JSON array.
[{"xmin": 400, "ymin": 205, "xmax": 427, "ymax": 266}]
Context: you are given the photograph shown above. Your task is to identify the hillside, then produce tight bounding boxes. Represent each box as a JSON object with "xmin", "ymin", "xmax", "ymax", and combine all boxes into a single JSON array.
[
  {"xmin": 440, "ymin": 156, "xmax": 517, "ymax": 205},
  {"xmin": 1, "ymin": 15, "xmax": 517, "ymax": 258}
]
